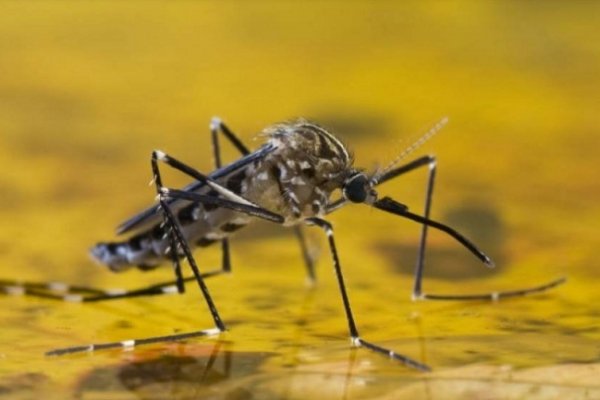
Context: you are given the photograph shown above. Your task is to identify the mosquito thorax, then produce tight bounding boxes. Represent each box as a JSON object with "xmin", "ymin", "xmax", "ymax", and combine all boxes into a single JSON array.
[{"xmin": 342, "ymin": 173, "xmax": 375, "ymax": 203}]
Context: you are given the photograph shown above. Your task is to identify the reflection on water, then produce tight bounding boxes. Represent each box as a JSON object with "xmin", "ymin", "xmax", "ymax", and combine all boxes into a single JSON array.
[
  {"xmin": 77, "ymin": 343, "xmax": 256, "ymax": 399},
  {"xmin": 70, "ymin": 332, "xmax": 600, "ymax": 400},
  {"xmin": 0, "ymin": 373, "xmax": 53, "ymax": 400},
  {"xmin": 74, "ymin": 342, "xmax": 377, "ymax": 400}
]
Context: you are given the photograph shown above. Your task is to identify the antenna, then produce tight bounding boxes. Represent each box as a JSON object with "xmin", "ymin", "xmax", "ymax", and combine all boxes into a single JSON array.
[{"xmin": 371, "ymin": 117, "xmax": 448, "ymax": 184}]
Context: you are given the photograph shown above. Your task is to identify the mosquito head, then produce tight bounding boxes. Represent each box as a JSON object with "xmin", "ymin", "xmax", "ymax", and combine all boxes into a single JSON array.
[{"xmin": 342, "ymin": 172, "xmax": 377, "ymax": 204}]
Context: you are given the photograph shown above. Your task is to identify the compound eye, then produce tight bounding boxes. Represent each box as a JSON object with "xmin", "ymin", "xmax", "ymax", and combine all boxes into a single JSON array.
[{"xmin": 343, "ymin": 174, "xmax": 369, "ymax": 203}]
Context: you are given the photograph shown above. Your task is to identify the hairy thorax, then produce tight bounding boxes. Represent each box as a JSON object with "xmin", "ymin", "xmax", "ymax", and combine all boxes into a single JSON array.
[{"xmin": 241, "ymin": 120, "xmax": 354, "ymax": 225}]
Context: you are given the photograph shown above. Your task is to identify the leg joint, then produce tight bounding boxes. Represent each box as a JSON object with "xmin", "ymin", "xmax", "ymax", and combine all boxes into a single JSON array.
[
  {"xmin": 305, "ymin": 218, "xmax": 333, "ymax": 236},
  {"xmin": 152, "ymin": 149, "xmax": 168, "ymax": 162},
  {"xmin": 210, "ymin": 116, "xmax": 223, "ymax": 131}
]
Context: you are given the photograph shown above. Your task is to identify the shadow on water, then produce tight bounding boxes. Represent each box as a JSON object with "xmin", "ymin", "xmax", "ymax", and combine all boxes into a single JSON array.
[
  {"xmin": 76, "ymin": 342, "xmax": 270, "ymax": 400},
  {"xmin": 374, "ymin": 203, "xmax": 507, "ymax": 280}
]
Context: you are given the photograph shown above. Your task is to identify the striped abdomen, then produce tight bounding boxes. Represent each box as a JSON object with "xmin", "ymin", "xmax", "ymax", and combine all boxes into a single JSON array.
[{"xmin": 91, "ymin": 203, "xmax": 251, "ymax": 272}]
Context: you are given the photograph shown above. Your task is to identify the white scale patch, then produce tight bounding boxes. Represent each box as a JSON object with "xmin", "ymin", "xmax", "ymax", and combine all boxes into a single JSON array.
[
  {"xmin": 121, "ymin": 340, "xmax": 136, "ymax": 350},
  {"xmin": 286, "ymin": 159, "xmax": 296, "ymax": 169},
  {"xmin": 203, "ymin": 327, "xmax": 222, "ymax": 336},
  {"xmin": 48, "ymin": 282, "xmax": 69, "ymax": 292},
  {"xmin": 299, "ymin": 160, "xmax": 311, "ymax": 169},
  {"xmin": 64, "ymin": 294, "xmax": 83, "ymax": 302},
  {"xmin": 314, "ymin": 187, "xmax": 326, "ymax": 197},
  {"xmin": 161, "ymin": 285, "xmax": 179, "ymax": 294},
  {"xmin": 312, "ymin": 200, "xmax": 323, "ymax": 214},
  {"xmin": 4, "ymin": 286, "xmax": 24, "ymax": 296},
  {"xmin": 104, "ymin": 288, "xmax": 128, "ymax": 296},
  {"xmin": 318, "ymin": 159, "xmax": 334, "ymax": 168},
  {"xmin": 205, "ymin": 232, "xmax": 227, "ymax": 240},
  {"xmin": 230, "ymin": 217, "xmax": 250, "ymax": 225},
  {"xmin": 290, "ymin": 176, "xmax": 306, "ymax": 186},
  {"xmin": 278, "ymin": 164, "xmax": 289, "ymax": 179},
  {"xmin": 287, "ymin": 191, "xmax": 300, "ymax": 203},
  {"xmin": 190, "ymin": 207, "xmax": 201, "ymax": 221}
]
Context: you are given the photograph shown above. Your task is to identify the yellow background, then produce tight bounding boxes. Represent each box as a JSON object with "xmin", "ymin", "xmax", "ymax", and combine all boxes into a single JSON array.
[{"xmin": 0, "ymin": 2, "xmax": 598, "ymax": 399}]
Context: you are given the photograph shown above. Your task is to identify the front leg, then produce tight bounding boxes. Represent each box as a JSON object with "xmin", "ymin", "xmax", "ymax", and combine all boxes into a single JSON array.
[{"xmin": 376, "ymin": 157, "xmax": 566, "ymax": 301}]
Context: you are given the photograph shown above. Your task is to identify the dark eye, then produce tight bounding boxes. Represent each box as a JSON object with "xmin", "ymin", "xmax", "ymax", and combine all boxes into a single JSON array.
[{"xmin": 343, "ymin": 174, "xmax": 368, "ymax": 203}]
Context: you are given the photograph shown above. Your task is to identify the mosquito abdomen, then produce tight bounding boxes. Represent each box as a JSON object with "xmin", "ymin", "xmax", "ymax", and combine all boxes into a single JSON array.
[
  {"xmin": 91, "ymin": 208, "xmax": 252, "ymax": 272},
  {"xmin": 91, "ymin": 244, "xmax": 164, "ymax": 272},
  {"xmin": 93, "ymin": 216, "xmax": 183, "ymax": 271}
]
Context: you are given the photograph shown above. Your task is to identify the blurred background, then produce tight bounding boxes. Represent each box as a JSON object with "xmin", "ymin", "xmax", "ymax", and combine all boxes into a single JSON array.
[{"xmin": 0, "ymin": 2, "xmax": 598, "ymax": 399}]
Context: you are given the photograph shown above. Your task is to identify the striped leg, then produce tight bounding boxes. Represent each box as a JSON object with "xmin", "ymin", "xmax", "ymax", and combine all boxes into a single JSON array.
[
  {"xmin": 1, "ymin": 120, "xmax": 253, "ymax": 303},
  {"xmin": 0, "ymin": 272, "xmax": 224, "ymax": 303},
  {"xmin": 46, "ymin": 155, "xmax": 285, "ymax": 356},
  {"xmin": 376, "ymin": 157, "xmax": 566, "ymax": 301},
  {"xmin": 210, "ymin": 117, "xmax": 250, "ymax": 274}
]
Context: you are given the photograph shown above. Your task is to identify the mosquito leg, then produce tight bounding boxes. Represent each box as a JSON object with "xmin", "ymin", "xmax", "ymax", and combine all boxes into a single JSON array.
[
  {"xmin": 202, "ymin": 340, "xmax": 221, "ymax": 380},
  {"xmin": 374, "ymin": 157, "xmax": 566, "ymax": 300},
  {"xmin": 151, "ymin": 152, "xmax": 227, "ymax": 332},
  {"xmin": 46, "ymin": 177, "xmax": 287, "ymax": 356},
  {"xmin": 153, "ymin": 148, "xmax": 320, "ymax": 276},
  {"xmin": 210, "ymin": 117, "xmax": 251, "ymax": 274},
  {"xmin": 46, "ymin": 327, "xmax": 222, "ymax": 356},
  {"xmin": 44, "ymin": 157, "xmax": 232, "ymax": 355},
  {"xmin": 372, "ymin": 155, "xmax": 438, "ymax": 298},
  {"xmin": 374, "ymin": 155, "xmax": 435, "ymax": 186},
  {"xmin": 210, "ymin": 117, "xmax": 251, "ymax": 158},
  {"xmin": 0, "ymin": 274, "xmax": 219, "ymax": 303},
  {"xmin": 421, "ymin": 277, "xmax": 567, "ymax": 301},
  {"xmin": 410, "ymin": 156, "xmax": 435, "ymax": 299},
  {"xmin": 305, "ymin": 217, "xmax": 430, "ymax": 371},
  {"xmin": 294, "ymin": 226, "xmax": 316, "ymax": 284},
  {"xmin": 159, "ymin": 119, "xmax": 247, "ymax": 294},
  {"xmin": 0, "ymin": 264, "xmax": 235, "ymax": 302},
  {"xmin": 159, "ymin": 188, "xmax": 283, "ymax": 223},
  {"xmin": 166, "ymin": 222, "xmax": 186, "ymax": 294},
  {"xmin": 4, "ymin": 143, "xmax": 253, "ymax": 304},
  {"xmin": 0, "ymin": 146, "xmax": 233, "ymax": 304},
  {"xmin": 153, "ymin": 151, "xmax": 286, "ymax": 327}
]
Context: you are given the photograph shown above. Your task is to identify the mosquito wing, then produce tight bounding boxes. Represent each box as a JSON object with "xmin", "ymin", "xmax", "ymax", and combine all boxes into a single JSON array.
[{"xmin": 116, "ymin": 143, "xmax": 277, "ymax": 235}]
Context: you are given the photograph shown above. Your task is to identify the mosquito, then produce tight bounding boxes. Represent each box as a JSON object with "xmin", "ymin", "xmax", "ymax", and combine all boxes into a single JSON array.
[{"xmin": 1, "ymin": 117, "xmax": 566, "ymax": 371}]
